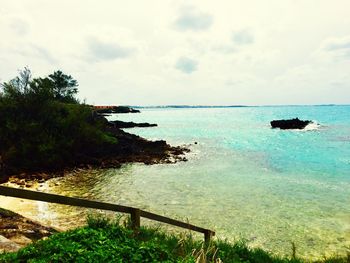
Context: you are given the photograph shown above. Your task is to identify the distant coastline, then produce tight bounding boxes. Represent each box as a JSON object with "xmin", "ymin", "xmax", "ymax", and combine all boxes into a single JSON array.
[{"xmin": 131, "ymin": 104, "xmax": 349, "ymax": 109}]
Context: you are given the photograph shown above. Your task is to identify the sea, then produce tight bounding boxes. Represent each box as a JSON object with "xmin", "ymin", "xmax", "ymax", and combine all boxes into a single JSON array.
[{"xmin": 2, "ymin": 105, "xmax": 350, "ymax": 258}]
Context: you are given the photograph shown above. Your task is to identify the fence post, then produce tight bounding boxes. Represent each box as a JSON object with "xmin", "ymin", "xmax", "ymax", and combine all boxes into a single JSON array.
[
  {"xmin": 204, "ymin": 230, "xmax": 214, "ymax": 244},
  {"xmin": 130, "ymin": 208, "xmax": 141, "ymax": 231}
]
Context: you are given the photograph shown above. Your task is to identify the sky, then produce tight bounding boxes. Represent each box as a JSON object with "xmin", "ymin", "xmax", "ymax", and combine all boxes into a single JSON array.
[{"xmin": 0, "ymin": 0, "xmax": 350, "ymax": 106}]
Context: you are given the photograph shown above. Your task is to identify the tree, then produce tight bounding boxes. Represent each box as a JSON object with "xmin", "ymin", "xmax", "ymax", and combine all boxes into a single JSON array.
[
  {"xmin": 10, "ymin": 67, "xmax": 32, "ymax": 93},
  {"xmin": 1, "ymin": 67, "xmax": 32, "ymax": 100},
  {"xmin": 1, "ymin": 69, "xmax": 79, "ymax": 103},
  {"xmin": 0, "ymin": 68, "xmax": 116, "ymax": 178},
  {"xmin": 48, "ymin": 70, "xmax": 78, "ymax": 103}
]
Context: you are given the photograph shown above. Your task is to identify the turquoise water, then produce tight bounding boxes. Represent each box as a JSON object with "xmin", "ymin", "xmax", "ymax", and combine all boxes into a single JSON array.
[{"xmin": 34, "ymin": 106, "xmax": 350, "ymax": 258}]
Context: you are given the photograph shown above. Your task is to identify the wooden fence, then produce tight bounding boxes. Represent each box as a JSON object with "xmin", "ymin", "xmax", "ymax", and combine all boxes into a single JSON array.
[{"xmin": 0, "ymin": 186, "xmax": 215, "ymax": 243}]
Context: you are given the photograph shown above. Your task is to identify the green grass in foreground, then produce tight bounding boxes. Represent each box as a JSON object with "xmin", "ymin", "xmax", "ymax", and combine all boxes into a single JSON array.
[{"xmin": 0, "ymin": 215, "xmax": 348, "ymax": 263}]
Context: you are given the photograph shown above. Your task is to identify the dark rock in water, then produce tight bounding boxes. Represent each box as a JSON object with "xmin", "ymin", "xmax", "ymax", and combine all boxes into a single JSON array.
[
  {"xmin": 109, "ymin": 120, "xmax": 157, "ymax": 128},
  {"xmin": 95, "ymin": 106, "xmax": 140, "ymax": 114},
  {"xmin": 113, "ymin": 106, "xmax": 140, "ymax": 113},
  {"xmin": 270, "ymin": 118, "xmax": 311, "ymax": 130}
]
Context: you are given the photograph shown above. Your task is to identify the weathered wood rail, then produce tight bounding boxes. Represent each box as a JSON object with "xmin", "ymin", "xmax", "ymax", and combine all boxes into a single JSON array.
[{"xmin": 0, "ymin": 186, "xmax": 215, "ymax": 242}]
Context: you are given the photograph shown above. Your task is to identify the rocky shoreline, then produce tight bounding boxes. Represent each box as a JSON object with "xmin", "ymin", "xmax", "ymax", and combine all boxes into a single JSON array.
[
  {"xmin": 1, "ymin": 116, "xmax": 189, "ymax": 187},
  {"xmin": 0, "ymin": 208, "xmax": 57, "ymax": 253}
]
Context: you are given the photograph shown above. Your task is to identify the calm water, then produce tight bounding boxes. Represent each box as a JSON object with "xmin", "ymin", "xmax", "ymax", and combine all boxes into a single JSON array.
[{"xmin": 3, "ymin": 106, "xmax": 350, "ymax": 258}]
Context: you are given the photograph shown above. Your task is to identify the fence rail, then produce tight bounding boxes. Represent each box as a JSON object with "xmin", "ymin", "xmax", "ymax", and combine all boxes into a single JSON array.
[{"xmin": 0, "ymin": 186, "xmax": 215, "ymax": 242}]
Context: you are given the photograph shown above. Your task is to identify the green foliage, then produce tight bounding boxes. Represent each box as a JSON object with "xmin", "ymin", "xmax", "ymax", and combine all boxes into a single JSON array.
[
  {"xmin": 48, "ymin": 70, "xmax": 78, "ymax": 103},
  {"xmin": 0, "ymin": 216, "xmax": 348, "ymax": 263},
  {"xmin": 0, "ymin": 217, "xmax": 191, "ymax": 263},
  {"xmin": 0, "ymin": 68, "xmax": 116, "ymax": 176}
]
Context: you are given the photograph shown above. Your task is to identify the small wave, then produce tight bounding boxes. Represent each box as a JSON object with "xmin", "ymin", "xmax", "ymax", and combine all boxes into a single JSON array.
[{"xmin": 303, "ymin": 121, "xmax": 321, "ymax": 131}]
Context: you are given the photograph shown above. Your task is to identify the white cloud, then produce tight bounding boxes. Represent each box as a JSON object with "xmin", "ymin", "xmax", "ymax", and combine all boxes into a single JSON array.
[
  {"xmin": 323, "ymin": 36, "xmax": 350, "ymax": 51},
  {"xmin": 211, "ymin": 45, "xmax": 237, "ymax": 54},
  {"xmin": 232, "ymin": 30, "xmax": 254, "ymax": 45},
  {"xmin": 174, "ymin": 6, "xmax": 213, "ymax": 32},
  {"xmin": 10, "ymin": 18, "xmax": 30, "ymax": 36},
  {"xmin": 320, "ymin": 36, "xmax": 350, "ymax": 59},
  {"xmin": 175, "ymin": 57, "xmax": 198, "ymax": 74},
  {"xmin": 18, "ymin": 44, "xmax": 57, "ymax": 64},
  {"xmin": 86, "ymin": 37, "xmax": 134, "ymax": 62}
]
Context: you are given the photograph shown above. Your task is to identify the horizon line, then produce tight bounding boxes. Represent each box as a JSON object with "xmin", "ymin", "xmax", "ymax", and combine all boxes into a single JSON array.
[{"xmin": 129, "ymin": 104, "xmax": 350, "ymax": 108}]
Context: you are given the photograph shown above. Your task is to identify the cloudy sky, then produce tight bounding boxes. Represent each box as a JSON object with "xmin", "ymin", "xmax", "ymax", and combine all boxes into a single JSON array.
[{"xmin": 1, "ymin": 0, "xmax": 350, "ymax": 105}]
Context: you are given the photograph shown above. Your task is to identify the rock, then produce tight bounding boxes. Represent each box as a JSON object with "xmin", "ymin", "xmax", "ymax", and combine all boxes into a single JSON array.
[
  {"xmin": 8, "ymin": 234, "xmax": 32, "ymax": 246},
  {"xmin": 25, "ymin": 182, "xmax": 34, "ymax": 188},
  {"xmin": 109, "ymin": 120, "xmax": 157, "ymax": 129},
  {"xmin": 0, "ymin": 207, "xmax": 58, "ymax": 253},
  {"xmin": 113, "ymin": 106, "xmax": 140, "ymax": 113},
  {"xmin": 270, "ymin": 118, "xmax": 312, "ymax": 130},
  {"xmin": 95, "ymin": 106, "xmax": 140, "ymax": 114},
  {"xmin": 16, "ymin": 180, "xmax": 25, "ymax": 186},
  {"xmin": 0, "ymin": 208, "xmax": 57, "ymax": 243},
  {"xmin": 0, "ymin": 235, "xmax": 21, "ymax": 253}
]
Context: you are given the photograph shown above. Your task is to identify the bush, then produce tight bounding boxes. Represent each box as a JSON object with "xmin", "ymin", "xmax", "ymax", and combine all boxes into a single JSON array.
[{"xmin": 0, "ymin": 215, "xmax": 348, "ymax": 263}]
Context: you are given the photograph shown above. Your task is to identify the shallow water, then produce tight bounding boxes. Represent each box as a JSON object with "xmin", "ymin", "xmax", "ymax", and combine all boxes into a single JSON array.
[{"xmin": 2, "ymin": 106, "xmax": 350, "ymax": 258}]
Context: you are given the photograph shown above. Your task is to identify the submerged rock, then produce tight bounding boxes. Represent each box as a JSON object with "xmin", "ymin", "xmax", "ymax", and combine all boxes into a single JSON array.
[{"xmin": 270, "ymin": 118, "xmax": 312, "ymax": 130}]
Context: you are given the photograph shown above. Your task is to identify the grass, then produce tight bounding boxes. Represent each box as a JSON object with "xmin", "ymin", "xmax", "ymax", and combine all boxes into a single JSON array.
[{"xmin": 0, "ymin": 215, "xmax": 348, "ymax": 263}]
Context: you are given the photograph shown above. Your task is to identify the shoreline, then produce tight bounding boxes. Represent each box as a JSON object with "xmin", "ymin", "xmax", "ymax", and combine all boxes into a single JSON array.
[{"xmin": 1, "ymin": 118, "xmax": 190, "ymax": 187}]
